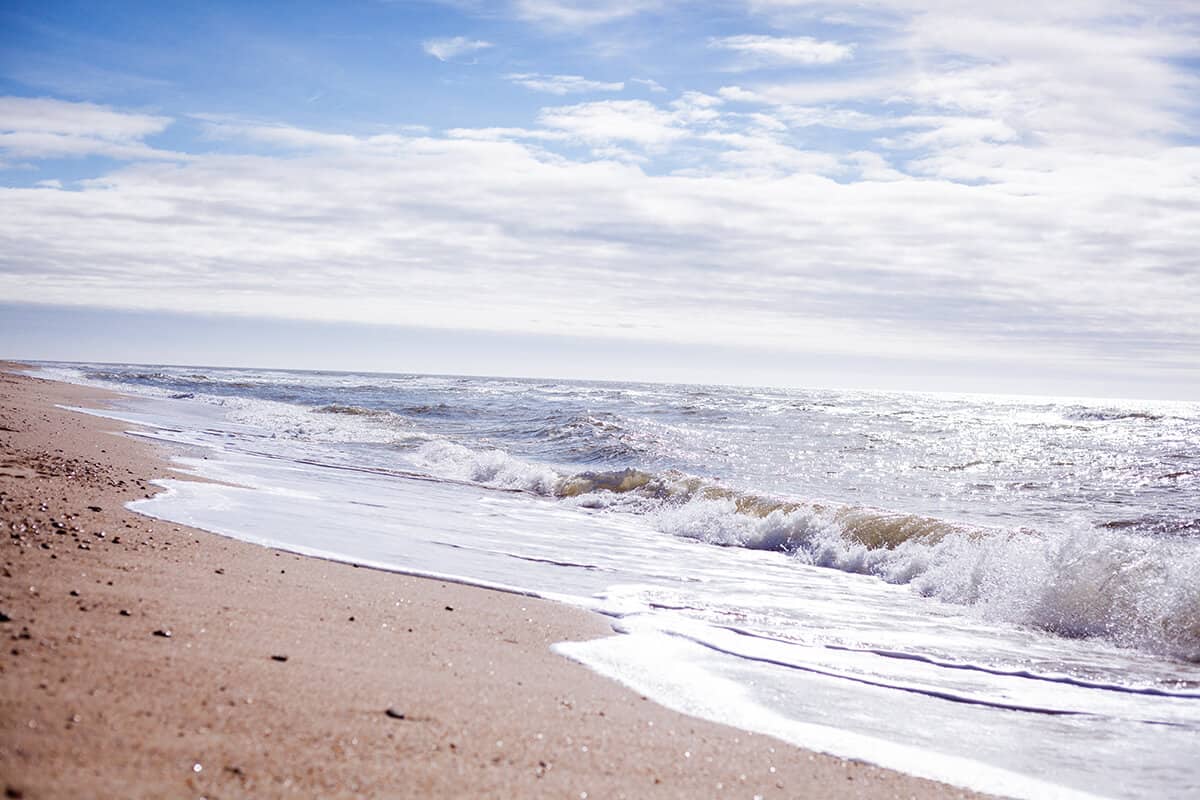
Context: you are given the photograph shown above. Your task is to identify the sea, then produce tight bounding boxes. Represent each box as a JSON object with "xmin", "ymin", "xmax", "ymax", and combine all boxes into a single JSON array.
[{"xmin": 36, "ymin": 361, "xmax": 1200, "ymax": 799}]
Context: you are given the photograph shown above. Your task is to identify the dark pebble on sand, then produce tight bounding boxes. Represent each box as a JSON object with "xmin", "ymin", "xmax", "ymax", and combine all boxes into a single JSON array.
[
  {"xmin": 69, "ymin": 590, "xmax": 79, "ymax": 597},
  {"xmin": 119, "ymin": 609, "xmax": 131, "ymax": 617},
  {"xmin": 444, "ymin": 605, "xmax": 454, "ymax": 611},
  {"xmin": 87, "ymin": 506, "xmax": 102, "ymax": 512},
  {"xmin": 270, "ymin": 654, "xmax": 288, "ymax": 662},
  {"xmin": 0, "ymin": 612, "xmax": 9, "ymax": 623},
  {"xmin": 385, "ymin": 707, "xmax": 406, "ymax": 720},
  {"xmin": 214, "ymin": 568, "xmax": 224, "ymax": 574},
  {"xmin": 152, "ymin": 629, "xmax": 172, "ymax": 638}
]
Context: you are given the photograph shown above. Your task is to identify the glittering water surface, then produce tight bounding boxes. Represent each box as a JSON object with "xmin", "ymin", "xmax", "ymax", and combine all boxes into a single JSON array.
[{"xmin": 40, "ymin": 361, "xmax": 1200, "ymax": 799}]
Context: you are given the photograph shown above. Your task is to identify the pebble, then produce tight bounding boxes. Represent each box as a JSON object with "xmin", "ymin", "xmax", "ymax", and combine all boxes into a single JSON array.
[
  {"xmin": 270, "ymin": 654, "xmax": 288, "ymax": 662},
  {"xmin": 87, "ymin": 506, "xmax": 102, "ymax": 512},
  {"xmin": 0, "ymin": 612, "xmax": 9, "ymax": 623},
  {"xmin": 385, "ymin": 707, "xmax": 406, "ymax": 720},
  {"xmin": 152, "ymin": 629, "xmax": 172, "ymax": 638},
  {"xmin": 119, "ymin": 610, "xmax": 131, "ymax": 617}
]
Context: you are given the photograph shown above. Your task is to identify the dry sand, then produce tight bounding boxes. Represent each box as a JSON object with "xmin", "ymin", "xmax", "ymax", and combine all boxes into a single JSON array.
[{"xmin": 0, "ymin": 364, "xmax": 986, "ymax": 799}]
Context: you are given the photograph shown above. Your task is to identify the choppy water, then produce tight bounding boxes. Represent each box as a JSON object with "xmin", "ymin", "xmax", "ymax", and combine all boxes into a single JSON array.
[{"xmin": 39, "ymin": 361, "xmax": 1200, "ymax": 799}]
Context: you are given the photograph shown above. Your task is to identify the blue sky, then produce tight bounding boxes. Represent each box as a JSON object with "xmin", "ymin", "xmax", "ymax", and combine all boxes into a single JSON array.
[{"xmin": 1, "ymin": 1, "xmax": 1198, "ymax": 399}]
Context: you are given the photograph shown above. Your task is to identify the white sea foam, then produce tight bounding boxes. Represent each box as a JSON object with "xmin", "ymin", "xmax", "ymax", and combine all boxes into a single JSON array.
[
  {"xmin": 213, "ymin": 394, "xmax": 423, "ymax": 445},
  {"xmin": 554, "ymin": 630, "xmax": 1107, "ymax": 800},
  {"xmin": 648, "ymin": 494, "xmax": 1200, "ymax": 661},
  {"xmin": 407, "ymin": 439, "xmax": 563, "ymax": 495}
]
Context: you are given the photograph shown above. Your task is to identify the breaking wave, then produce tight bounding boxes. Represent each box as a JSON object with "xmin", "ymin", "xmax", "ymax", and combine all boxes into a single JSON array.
[{"xmin": 404, "ymin": 444, "xmax": 1200, "ymax": 661}]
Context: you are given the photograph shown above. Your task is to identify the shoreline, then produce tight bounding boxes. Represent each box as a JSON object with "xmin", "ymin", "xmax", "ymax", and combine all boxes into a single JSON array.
[{"xmin": 0, "ymin": 364, "xmax": 982, "ymax": 799}]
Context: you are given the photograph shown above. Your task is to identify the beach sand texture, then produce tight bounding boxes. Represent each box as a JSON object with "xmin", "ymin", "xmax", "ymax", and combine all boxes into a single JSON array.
[{"xmin": 0, "ymin": 365, "xmax": 982, "ymax": 799}]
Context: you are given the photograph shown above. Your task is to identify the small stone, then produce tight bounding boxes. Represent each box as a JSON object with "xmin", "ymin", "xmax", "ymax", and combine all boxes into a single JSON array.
[
  {"xmin": 152, "ymin": 629, "xmax": 172, "ymax": 638},
  {"xmin": 348, "ymin": 616, "xmax": 355, "ymax": 622},
  {"xmin": 270, "ymin": 654, "xmax": 288, "ymax": 662},
  {"xmin": 385, "ymin": 707, "xmax": 406, "ymax": 720},
  {"xmin": 69, "ymin": 590, "xmax": 79, "ymax": 597},
  {"xmin": 87, "ymin": 506, "xmax": 102, "ymax": 512},
  {"xmin": 214, "ymin": 568, "xmax": 224, "ymax": 575},
  {"xmin": 0, "ymin": 612, "xmax": 10, "ymax": 623},
  {"xmin": 444, "ymin": 605, "xmax": 454, "ymax": 612},
  {"xmin": 119, "ymin": 609, "xmax": 131, "ymax": 617}
]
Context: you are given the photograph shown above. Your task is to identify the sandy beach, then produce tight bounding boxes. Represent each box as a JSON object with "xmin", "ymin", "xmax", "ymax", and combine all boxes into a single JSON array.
[{"xmin": 0, "ymin": 364, "xmax": 983, "ymax": 799}]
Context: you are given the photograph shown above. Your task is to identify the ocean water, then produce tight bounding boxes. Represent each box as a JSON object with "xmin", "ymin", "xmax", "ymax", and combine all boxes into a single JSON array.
[{"xmin": 38, "ymin": 361, "xmax": 1200, "ymax": 799}]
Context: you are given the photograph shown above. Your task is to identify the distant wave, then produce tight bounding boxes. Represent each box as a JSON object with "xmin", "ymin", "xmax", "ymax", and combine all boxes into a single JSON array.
[
  {"xmin": 1064, "ymin": 408, "xmax": 1165, "ymax": 422},
  {"xmin": 315, "ymin": 403, "xmax": 397, "ymax": 419},
  {"xmin": 532, "ymin": 411, "xmax": 661, "ymax": 463}
]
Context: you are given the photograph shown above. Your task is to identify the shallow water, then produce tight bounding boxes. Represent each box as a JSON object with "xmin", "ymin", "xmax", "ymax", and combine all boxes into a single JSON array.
[{"xmin": 39, "ymin": 361, "xmax": 1200, "ymax": 799}]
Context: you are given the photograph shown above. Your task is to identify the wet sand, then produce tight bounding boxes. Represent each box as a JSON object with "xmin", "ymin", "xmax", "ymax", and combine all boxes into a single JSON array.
[{"xmin": 0, "ymin": 364, "xmax": 984, "ymax": 799}]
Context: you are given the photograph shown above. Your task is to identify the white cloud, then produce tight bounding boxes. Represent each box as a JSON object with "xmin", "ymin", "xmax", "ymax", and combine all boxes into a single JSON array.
[
  {"xmin": 506, "ymin": 73, "xmax": 624, "ymax": 95},
  {"xmin": 710, "ymin": 34, "xmax": 854, "ymax": 68},
  {"xmin": 537, "ymin": 99, "xmax": 688, "ymax": 147},
  {"xmin": 421, "ymin": 36, "xmax": 493, "ymax": 61},
  {"xmin": 512, "ymin": 0, "xmax": 659, "ymax": 28},
  {"xmin": 0, "ymin": 96, "xmax": 179, "ymax": 161},
  {"xmin": 0, "ymin": 96, "xmax": 169, "ymax": 139},
  {"xmin": 726, "ymin": 0, "xmax": 1200, "ymax": 205},
  {"xmin": 717, "ymin": 85, "xmax": 766, "ymax": 103},
  {"xmin": 631, "ymin": 77, "xmax": 667, "ymax": 93}
]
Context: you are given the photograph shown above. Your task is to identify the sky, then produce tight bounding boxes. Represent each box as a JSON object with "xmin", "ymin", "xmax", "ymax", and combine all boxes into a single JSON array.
[{"xmin": 1, "ymin": 1, "xmax": 1198, "ymax": 399}]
